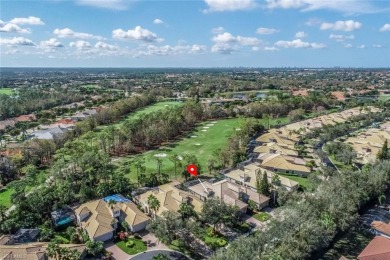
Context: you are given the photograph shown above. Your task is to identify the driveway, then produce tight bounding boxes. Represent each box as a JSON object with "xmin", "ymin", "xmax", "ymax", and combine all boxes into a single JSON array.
[
  {"xmin": 242, "ymin": 213, "xmax": 264, "ymax": 229},
  {"xmin": 139, "ymin": 230, "xmax": 168, "ymax": 250},
  {"xmin": 105, "ymin": 241, "xmax": 130, "ymax": 260}
]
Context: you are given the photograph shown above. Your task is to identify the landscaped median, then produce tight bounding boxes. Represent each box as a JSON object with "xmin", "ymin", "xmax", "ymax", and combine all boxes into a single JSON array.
[
  {"xmin": 115, "ymin": 236, "xmax": 147, "ymax": 255},
  {"xmin": 252, "ymin": 212, "xmax": 271, "ymax": 222}
]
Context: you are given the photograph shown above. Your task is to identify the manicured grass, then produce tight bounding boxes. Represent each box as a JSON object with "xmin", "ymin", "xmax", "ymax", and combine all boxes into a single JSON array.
[
  {"xmin": 81, "ymin": 84, "xmax": 100, "ymax": 89},
  {"xmin": 0, "ymin": 88, "xmax": 13, "ymax": 95},
  {"xmin": 105, "ymin": 101, "xmax": 183, "ymax": 129},
  {"xmin": 116, "ymin": 116, "xmax": 288, "ymax": 181},
  {"xmin": 253, "ymin": 212, "xmax": 271, "ymax": 222},
  {"xmin": 0, "ymin": 187, "xmax": 14, "ymax": 208},
  {"xmin": 116, "ymin": 238, "xmax": 147, "ymax": 255},
  {"xmin": 278, "ymin": 173, "xmax": 310, "ymax": 189},
  {"xmin": 328, "ymin": 155, "xmax": 354, "ymax": 171}
]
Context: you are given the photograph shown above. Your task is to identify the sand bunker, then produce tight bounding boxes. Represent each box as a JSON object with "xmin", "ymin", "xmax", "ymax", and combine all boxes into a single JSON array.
[
  {"xmin": 165, "ymin": 105, "xmax": 169, "ymax": 106},
  {"xmin": 203, "ymin": 127, "xmax": 209, "ymax": 129},
  {"xmin": 206, "ymin": 124, "xmax": 214, "ymax": 127},
  {"xmin": 211, "ymin": 121, "xmax": 218, "ymax": 123},
  {"xmin": 194, "ymin": 143, "xmax": 201, "ymax": 146},
  {"xmin": 154, "ymin": 153, "xmax": 167, "ymax": 158},
  {"xmin": 235, "ymin": 128, "xmax": 241, "ymax": 131},
  {"xmin": 178, "ymin": 156, "xmax": 183, "ymax": 160},
  {"xmin": 201, "ymin": 130, "xmax": 207, "ymax": 132},
  {"xmin": 191, "ymin": 135, "xmax": 197, "ymax": 138}
]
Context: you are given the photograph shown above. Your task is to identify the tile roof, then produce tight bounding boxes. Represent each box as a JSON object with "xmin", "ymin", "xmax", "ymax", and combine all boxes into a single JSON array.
[{"xmin": 358, "ymin": 236, "xmax": 390, "ymax": 260}]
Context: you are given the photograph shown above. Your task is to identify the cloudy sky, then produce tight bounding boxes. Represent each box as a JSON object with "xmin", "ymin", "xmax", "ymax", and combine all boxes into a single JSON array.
[{"xmin": 0, "ymin": 0, "xmax": 389, "ymax": 67}]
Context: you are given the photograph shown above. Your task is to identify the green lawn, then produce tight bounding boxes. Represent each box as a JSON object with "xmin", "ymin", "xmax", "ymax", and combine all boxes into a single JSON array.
[
  {"xmin": 253, "ymin": 212, "xmax": 271, "ymax": 222},
  {"xmin": 0, "ymin": 88, "xmax": 13, "ymax": 95},
  {"xmin": 278, "ymin": 173, "xmax": 310, "ymax": 189},
  {"xmin": 103, "ymin": 101, "xmax": 183, "ymax": 129},
  {"xmin": 0, "ymin": 187, "xmax": 14, "ymax": 208},
  {"xmin": 116, "ymin": 238, "xmax": 147, "ymax": 255},
  {"xmin": 116, "ymin": 116, "xmax": 288, "ymax": 181}
]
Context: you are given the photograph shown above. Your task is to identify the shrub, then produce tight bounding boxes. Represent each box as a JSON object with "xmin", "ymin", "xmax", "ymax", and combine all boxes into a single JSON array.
[{"xmin": 126, "ymin": 240, "xmax": 135, "ymax": 248}]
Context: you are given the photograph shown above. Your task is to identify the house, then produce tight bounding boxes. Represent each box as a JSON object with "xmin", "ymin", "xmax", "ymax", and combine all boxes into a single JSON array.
[
  {"xmin": 70, "ymin": 109, "xmax": 97, "ymax": 121},
  {"xmin": 256, "ymin": 132, "xmax": 295, "ymax": 146},
  {"xmin": 187, "ymin": 179, "xmax": 269, "ymax": 212},
  {"xmin": 0, "ymin": 243, "xmax": 86, "ymax": 260},
  {"xmin": 225, "ymin": 163, "xmax": 299, "ymax": 191},
  {"xmin": 371, "ymin": 221, "xmax": 390, "ymax": 239},
  {"xmin": 256, "ymin": 153, "xmax": 311, "ymax": 176},
  {"xmin": 74, "ymin": 196, "xmax": 149, "ymax": 242},
  {"xmin": 254, "ymin": 142, "xmax": 298, "ymax": 157},
  {"xmin": 358, "ymin": 236, "xmax": 390, "ymax": 260},
  {"xmin": 30, "ymin": 126, "xmax": 69, "ymax": 140},
  {"xmin": 134, "ymin": 182, "xmax": 204, "ymax": 217}
]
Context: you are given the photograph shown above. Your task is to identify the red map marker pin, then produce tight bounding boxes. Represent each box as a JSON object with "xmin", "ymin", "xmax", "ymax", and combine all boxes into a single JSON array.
[{"xmin": 187, "ymin": 164, "xmax": 198, "ymax": 177}]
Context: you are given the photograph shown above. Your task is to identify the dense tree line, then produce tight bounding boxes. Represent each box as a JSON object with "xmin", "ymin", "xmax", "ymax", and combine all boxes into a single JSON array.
[
  {"xmin": 0, "ymin": 87, "xmax": 85, "ymax": 120},
  {"xmin": 211, "ymin": 160, "xmax": 390, "ymax": 260}
]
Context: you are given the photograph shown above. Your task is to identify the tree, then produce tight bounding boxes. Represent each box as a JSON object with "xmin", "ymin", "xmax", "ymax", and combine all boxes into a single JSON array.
[
  {"xmin": 259, "ymin": 172, "xmax": 270, "ymax": 196},
  {"xmin": 147, "ymin": 194, "xmax": 161, "ymax": 219},
  {"xmin": 201, "ymin": 198, "xmax": 239, "ymax": 233},
  {"xmin": 153, "ymin": 253, "xmax": 170, "ymax": 260},
  {"xmin": 147, "ymin": 210, "xmax": 183, "ymax": 244},
  {"xmin": 178, "ymin": 202, "xmax": 196, "ymax": 219},
  {"xmin": 85, "ymin": 240, "xmax": 104, "ymax": 257},
  {"xmin": 377, "ymin": 140, "xmax": 389, "ymax": 161},
  {"xmin": 169, "ymin": 154, "xmax": 182, "ymax": 180},
  {"xmin": 121, "ymin": 221, "xmax": 129, "ymax": 231}
]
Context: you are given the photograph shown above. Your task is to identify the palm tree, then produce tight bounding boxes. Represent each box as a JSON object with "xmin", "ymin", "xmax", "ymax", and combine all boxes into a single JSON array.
[
  {"xmin": 147, "ymin": 194, "xmax": 160, "ymax": 219},
  {"xmin": 169, "ymin": 154, "xmax": 182, "ymax": 180}
]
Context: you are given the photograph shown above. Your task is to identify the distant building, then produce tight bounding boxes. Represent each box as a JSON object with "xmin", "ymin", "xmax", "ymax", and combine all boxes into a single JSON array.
[
  {"xmin": 30, "ymin": 126, "xmax": 69, "ymax": 140},
  {"xmin": 0, "ymin": 229, "xmax": 40, "ymax": 245}
]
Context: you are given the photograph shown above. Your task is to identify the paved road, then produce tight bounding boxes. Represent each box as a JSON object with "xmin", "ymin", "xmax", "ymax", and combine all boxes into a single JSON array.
[{"xmin": 131, "ymin": 250, "xmax": 189, "ymax": 260}]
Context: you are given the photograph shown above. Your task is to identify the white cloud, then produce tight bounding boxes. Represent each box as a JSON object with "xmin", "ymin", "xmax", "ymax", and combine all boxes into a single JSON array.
[
  {"xmin": 212, "ymin": 27, "xmax": 225, "ymax": 34},
  {"xmin": 10, "ymin": 16, "xmax": 44, "ymax": 25},
  {"xmin": 69, "ymin": 40, "xmax": 92, "ymax": 50},
  {"xmin": 357, "ymin": 45, "xmax": 365, "ymax": 49},
  {"xmin": 153, "ymin": 19, "xmax": 164, "ymax": 24},
  {"xmin": 135, "ymin": 44, "xmax": 207, "ymax": 56},
  {"xmin": 112, "ymin": 26, "xmax": 160, "ymax": 42},
  {"xmin": 54, "ymin": 28, "xmax": 104, "ymax": 40},
  {"xmin": 203, "ymin": 0, "xmax": 256, "ymax": 13},
  {"xmin": 295, "ymin": 31, "xmax": 307, "ymax": 38},
  {"xmin": 211, "ymin": 31, "xmax": 261, "ymax": 54},
  {"xmin": 373, "ymin": 44, "xmax": 382, "ymax": 48},
  {"xmin": 305, "ymin": 18, "xmax": 322, "ymax": 26},
  {"xmin": 253, "ymin": 46, "xmax": 279, "ymax": 51},
  {"xmin": 264, "ymin": 46, "xmax": 279, "ymax": 51},
  {"xmin": 343, "ymin": 43, "xmax": 352, "ymax": 48},
  {"xmin": 265, "ymin": 0, "xmax": 381, "ymax": 14},
  {"xmin": 95, "ymin": 41, "xmax": 118, "ymax": 51},
  {"xmin": 256, "ymin": 27, "xmax": 278, "ymax": 35},
  {"xmin": 40, "ymin": 38, "xmax": 63, "ymax": 48},
  {"xmin": 275, "ymin": 39, "xmax": 326, "ymax": 49},
  {"xmin": 320, "ymin": 20, "xmax": 362, "ymax": 31},
  {"xmin": 211, "ymin": 43, "xmax": 238, "ymax": 54},
  {"xmin": 0, "ymin": 23, "xmax": 30, "ymax": 33},
  {"xmin": 329, "ymin": 34, "xmax": 354, "ymax": 42},
  {"xmin": 0, "ymin": 37, "xmax": 35, "ymax": 46},
  {"xmin": 379, "ymin": 24, "xmax": 390, "ymax": 32},
  {"xmin": 212, "ymin": 32, "xmax": 261, "ymax": 45},
  {"xmin": 76, "ymin": 0, "xmax": 129, "ymax": 10}
]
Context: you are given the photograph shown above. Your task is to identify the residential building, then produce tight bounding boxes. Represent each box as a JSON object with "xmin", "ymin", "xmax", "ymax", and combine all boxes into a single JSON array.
[
  {"xmin": 30, "ymin": 126, "xmax": 69, "ymax": 140},
  {"xmin": 134, "ymin": 181, "xmax": 204, "ymax": 217},
  {"xmin": 225, "ymin": 163, "xmax": 299, "ymax": 191},
  {"xmin": 186, "ymin": 178, "xmax": 269, "ymax": 212},
  {"xmin": 0, "ymin": 243, "xmax": 86, "ymax": 260},
  {"xmin": 358, "ymin": 236, "xmax": 390, "ymax": 260},
  {"xmin": 371, "ymin": 221, "xmax": 390, "ymax": 239},
  {"xmin": 74, "ymin": 196, "xmax": 149, "ymax": 242},
  {"xmin": 256, "ymin": 153, "xmax": 311, "ymax": 176}
]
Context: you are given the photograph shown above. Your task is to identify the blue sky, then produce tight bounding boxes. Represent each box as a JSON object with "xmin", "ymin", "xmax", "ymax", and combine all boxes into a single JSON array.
[{"xmin": 0, "ymin": 0, "xmax": 389, "ymax": 67}]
